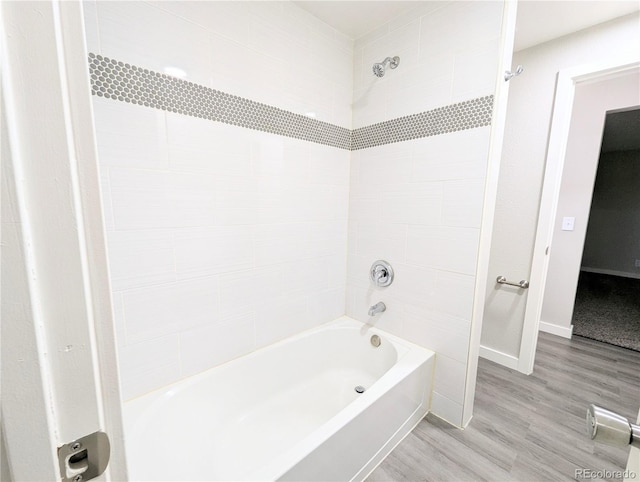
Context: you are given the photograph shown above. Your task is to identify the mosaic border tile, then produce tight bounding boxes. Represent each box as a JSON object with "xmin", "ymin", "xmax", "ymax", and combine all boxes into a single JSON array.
[
  {"xmin": 88, "ymin": 53, "xmax": 493, "ymax": 151},
  {"xmin": 88, "ymin": 53, "xmax": 351, "ymax": 150},
  {"xmin": 351, "ymin": 96, "xmax": 494, "ymax": 150}
]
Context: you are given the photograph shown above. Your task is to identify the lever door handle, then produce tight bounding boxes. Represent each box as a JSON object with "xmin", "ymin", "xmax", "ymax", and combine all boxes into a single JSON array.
[{"xmin": 587, "ymin": 404, "xmax": 640, "ymax": 449}]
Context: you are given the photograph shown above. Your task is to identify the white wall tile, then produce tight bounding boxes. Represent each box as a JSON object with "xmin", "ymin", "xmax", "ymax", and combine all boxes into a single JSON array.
[
  {"xmin": 109, "ymin": 168, "xmax": 173, "ymax": 230},
  {"xmin": 406, "ymin": 225, "xmax": 480, "ymax": 276},
  {"xmin": 96, "ymin": 1, "xmax": 213, "ymax": 85},
  {"xmin": 174, "ymin": 226, "xmax": 254, "ymax": 279},
  {"xmin": 308, "ymin": 221, "xmax": 348, "ymax": 258},
  {"xmin": 307, "ymin": 287, "xmax": 346, "ymax": 326},
  {"xmin": 166, "ymin": 114, "xmax": 252, "ymax": 175},
  {"xmin": 379, "ymin": 183, "xmax": 443, "ymax": 226},
  {"xmin": 451, "ymin": 1, "xmax": 504, "ymax": 50},
  {"xmin": 358, "ymin": 153, "xmax": 413, "ymax": 187},
  {"xmin": 403, "ymin": 308, "xmax": 470, "ymax": 364},
  {"xmin": 106, "ymin": 229, "xmax": 175, "ymax": 291},
  {"xmin": 390, "ymin": 263, "xmax": 439, "ymax": 308},
  {"xmin": 350, "ymin": 0, "xmax": 501, "ymax": 425},
  {"xmin": 430, "ymin": 391, "xmax": 463, "ymax": 427},
  {"xmin": 153, "ymin": 1, "xmax": 250, "ymax": 45},
  {"xmin": 352, "ymin": 80, "xmax": 390, "ymax": 128},
  {"xmin": 119, "ymin": 335, "xmax": 180, "ymax": 400},
  {"xmin": 255, "ymin": 223, "xmax": 312, "ymax": 266},
  {"xmin": 168, "ymin": 171, "xmax": 218, "ymax": 227},
  {"xmin": 212, "ymin": 188, "xmax": 260, "ymax": 226},
  {"xmin": 355, "ymin": 223, "xmax": 408, "ymax": 266},
  {"xmin": 432, "ymin": 354, "xmax": 467, "ymax": 404},
  {"xmin": 217, "ymin": 267, "xmax": 283, "ymax": 319},
  {"xmin": 309, "ymin": 145, "xmax": 350, "ymax": 186},
  {"xmin": 387, "ymin": 73, "xmax": 453, "ymax": 118},
  {"xmin": 255, "ymin": 294, "xmax": 310, "ymax": 348},
  {"xmin": 353, "ymin": 48, "xmax": 365, "ymax": 92},
  {"xmin": 122, "ymin": 277, "xmax": 219, "ymax": 344},
  {"xmin": 411, "ymin": 127, "xmax": 491, "ymax": 182},
  {"xmin": 452, "ymin": 37, "xmax": 501, "ymax": 102},
  {"xmin": 263, "ymin": 258, "xmax": 328, "ymax": 300},
  {"xmin": 442, "ymin": 179, "xmax": 485, "ymax": 228},
  {"xmin": 180, "ymin": 313, "xmax": 256, "ymax": 378},
  {"xmin": 433, "ymin": 271, "xmax": 476, "ymax": 322}
]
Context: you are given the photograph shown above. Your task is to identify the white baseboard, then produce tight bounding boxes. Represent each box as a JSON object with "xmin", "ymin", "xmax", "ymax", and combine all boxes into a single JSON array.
[
  {"xmin": 539, "ymin": 321, "xmax": 573, "ymax": 339},
  {"xmin": 479, "ymin": 345, "xmax": 519, "ymax": 370},
  {"xmin": 581, "ymin": 267, "xmax": 640, "ymax": 280}
]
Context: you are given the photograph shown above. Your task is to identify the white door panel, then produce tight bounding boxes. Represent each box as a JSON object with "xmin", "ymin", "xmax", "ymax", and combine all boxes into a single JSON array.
[{"xmin": 1, "ymin": 1, "xmax": 126, "ymax": 480}]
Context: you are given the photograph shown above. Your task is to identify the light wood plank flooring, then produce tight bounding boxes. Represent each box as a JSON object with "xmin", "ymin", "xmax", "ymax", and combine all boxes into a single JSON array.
[{"xmin": 368, "ymin": 332, "xmax": 640, "ymax": 481}]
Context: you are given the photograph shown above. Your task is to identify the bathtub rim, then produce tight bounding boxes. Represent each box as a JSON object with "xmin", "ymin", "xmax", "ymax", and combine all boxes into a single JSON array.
[{"xmin": 124, "ymin": 315, "xmax": 430, "ymax": 407}]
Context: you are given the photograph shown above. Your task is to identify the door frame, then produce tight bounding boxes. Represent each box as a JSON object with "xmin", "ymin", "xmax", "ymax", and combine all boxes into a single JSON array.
[
  {"xmin": 1, "ymin": 1, "xmax": 126, "ymax": 479},
  {"xmin": 518, "ymin": 56, "xmax": 640, "ymax": 374}
]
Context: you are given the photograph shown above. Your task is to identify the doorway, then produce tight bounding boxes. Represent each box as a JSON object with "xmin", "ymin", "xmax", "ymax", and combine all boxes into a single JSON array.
[
  {"xmin": 571, "ymin": 107, "xmax": 640, "ymax": 351},
  {"xmin": 538, "ymin": 71, "xmax": 640, "ymax": 339}
]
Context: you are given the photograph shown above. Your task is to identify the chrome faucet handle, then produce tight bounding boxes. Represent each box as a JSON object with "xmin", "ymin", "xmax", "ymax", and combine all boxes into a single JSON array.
[{"xmin": 370, "ymin": 260, "xmax": 394, "ymax": 287}]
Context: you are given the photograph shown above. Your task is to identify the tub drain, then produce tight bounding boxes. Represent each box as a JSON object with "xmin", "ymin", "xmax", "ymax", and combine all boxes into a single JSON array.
[{"xmin": 355, "ymin": 385, "xmax": 366, "ymax": 394}]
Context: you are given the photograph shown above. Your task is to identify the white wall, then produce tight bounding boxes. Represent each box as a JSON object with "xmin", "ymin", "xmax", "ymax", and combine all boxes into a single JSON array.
[
  {"xmin": 481, "ymin": 13, "xmax": 640, "ymax": 358},
  {"xmin": 84, "ymin": 1, "xmax": 352, "ymax": 400},
  {"xmin": 582, "ymin": 148, "xmax": 640, "ymax": 278},
  {"xmin": 541, "ymin": 71, "xmax": 640, "ymax": 332},
  {"xmin": 347, "ymin": 1, "xmax": 504, "ymax": 427}
]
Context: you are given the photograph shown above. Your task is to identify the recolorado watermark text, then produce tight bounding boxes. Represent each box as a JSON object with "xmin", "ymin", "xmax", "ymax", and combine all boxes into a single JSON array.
[{"xmin": 575, "ymin": 469, "xmax": 637, "ymax": 479}]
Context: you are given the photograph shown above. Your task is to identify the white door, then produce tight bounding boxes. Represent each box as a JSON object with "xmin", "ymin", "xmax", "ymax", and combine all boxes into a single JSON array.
[{"xmin": 1, "ymin": 1, "xmax": 126, "ymax": 480}]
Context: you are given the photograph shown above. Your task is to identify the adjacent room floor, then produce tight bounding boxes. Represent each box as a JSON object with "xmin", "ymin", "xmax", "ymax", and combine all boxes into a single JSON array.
[
  {"xmin": 572, "ymin": 271, "xmax": 640, "ymax": 352},
  {"xmin": 368, "ymin": 332, "xmax": 640, "ymax": 481}
]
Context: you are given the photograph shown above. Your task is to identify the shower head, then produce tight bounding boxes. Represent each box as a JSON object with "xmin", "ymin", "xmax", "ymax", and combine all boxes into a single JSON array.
[{"xmin": 372, "ymin": 56, "xmax": 400, "ymax": 77}]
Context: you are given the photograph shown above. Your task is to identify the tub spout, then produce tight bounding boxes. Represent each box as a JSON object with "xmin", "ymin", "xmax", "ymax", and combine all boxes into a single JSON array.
[{"xmin": 368, "ymin": 302, "xmax": 386, "ymax": 316}]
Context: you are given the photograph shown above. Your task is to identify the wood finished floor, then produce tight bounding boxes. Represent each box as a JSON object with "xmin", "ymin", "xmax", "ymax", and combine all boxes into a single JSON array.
[{"xmin": 367, "ymin": 332, "xmax": 640, "ymax": 481}]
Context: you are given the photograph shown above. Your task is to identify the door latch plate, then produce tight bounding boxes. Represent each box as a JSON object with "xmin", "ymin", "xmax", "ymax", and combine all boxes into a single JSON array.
[{"xmin": 58, "ymin": 431, "xmax": 110, "ymax": 482}]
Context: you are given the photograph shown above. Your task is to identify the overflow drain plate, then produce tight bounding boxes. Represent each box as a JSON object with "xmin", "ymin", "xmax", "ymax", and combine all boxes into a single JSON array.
[{"xmin": 355, "ymin": 385, "xmax": 366, "ymax": 394}]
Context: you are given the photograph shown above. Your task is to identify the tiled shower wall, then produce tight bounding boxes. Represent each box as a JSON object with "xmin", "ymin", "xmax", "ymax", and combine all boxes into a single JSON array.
[
  {"xmin": 347, "ymin": 1, "xmax": 503, "ymax": 426},
  {"xmin": 83, "ymin": 1, "xmax": 352, "ymax": 400},
  {"xmin": 84, "ymin": 0, "xmax": 506, "ymax": 427}
]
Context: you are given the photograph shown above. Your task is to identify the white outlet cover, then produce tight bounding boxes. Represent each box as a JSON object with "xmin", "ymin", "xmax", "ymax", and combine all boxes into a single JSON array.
[{"xmin": 562, "ymin": 217, "xmax": 575, "ymax": 231}]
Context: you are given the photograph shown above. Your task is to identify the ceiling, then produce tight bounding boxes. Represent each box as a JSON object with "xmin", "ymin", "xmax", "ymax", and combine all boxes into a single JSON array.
[
  {"xmin": 294, "ymin": 1, "xmax": 418, "ymax": 39},
  {"xmin": 514, "ymin": 1, "xmax": 639, "ymax": 51},
  {"xmin": 293, "ymin": 1, "xmax": 640, "ymax": 51}
]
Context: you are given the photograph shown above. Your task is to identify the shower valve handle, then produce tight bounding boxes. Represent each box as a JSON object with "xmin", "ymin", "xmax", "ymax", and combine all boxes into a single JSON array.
[{"xmin": 370, "ymin": 260, "xmax": 394, "ymax": 287}]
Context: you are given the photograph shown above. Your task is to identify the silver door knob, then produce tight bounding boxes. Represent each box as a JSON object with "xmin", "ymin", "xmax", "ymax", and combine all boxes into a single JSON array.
[{"xmin": 587, "ymin": 404, "xmax": 640, "ymax": 449}]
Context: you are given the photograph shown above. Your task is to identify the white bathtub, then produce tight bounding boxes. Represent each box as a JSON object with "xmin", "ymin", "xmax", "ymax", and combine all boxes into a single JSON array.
[{"xmin": 123, "ymin": 316, "xmax": 435, "ymax": 481}]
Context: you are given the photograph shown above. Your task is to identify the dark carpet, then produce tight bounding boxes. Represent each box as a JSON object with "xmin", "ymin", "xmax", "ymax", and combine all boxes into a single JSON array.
[{"xmin": 572, "ymin": 270, "xmax": 640, "ymax": 352}]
